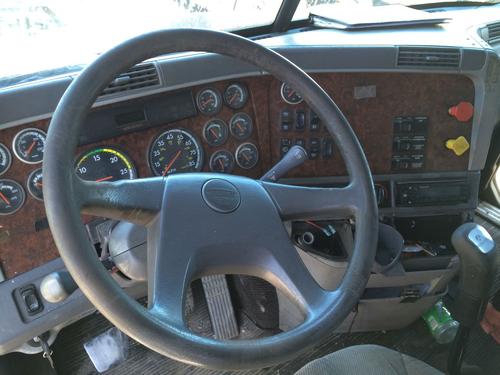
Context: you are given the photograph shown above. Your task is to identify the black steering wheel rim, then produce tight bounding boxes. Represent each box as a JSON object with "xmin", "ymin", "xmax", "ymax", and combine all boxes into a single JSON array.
[{"xmin": 43, "ymin": 29, "xmax": 378, "ymax": 370}]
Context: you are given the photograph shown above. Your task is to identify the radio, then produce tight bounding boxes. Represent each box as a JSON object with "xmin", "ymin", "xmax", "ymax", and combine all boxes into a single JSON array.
[{"xmin": 396, "ymin": 180, "xmax": 470, "ymax": 207}]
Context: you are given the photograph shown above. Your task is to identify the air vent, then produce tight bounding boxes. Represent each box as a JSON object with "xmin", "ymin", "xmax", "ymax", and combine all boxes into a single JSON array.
[
  {"xmin": 487, "ymin": 22, "xmax": 500, "ymax": 44},
  {"xmin": 101, "ymin": 63, "xmax": 160, "ymax": 96},
  {"xmin": 397, "ymin": 47, "xmax": 461, "ymax": 68}
]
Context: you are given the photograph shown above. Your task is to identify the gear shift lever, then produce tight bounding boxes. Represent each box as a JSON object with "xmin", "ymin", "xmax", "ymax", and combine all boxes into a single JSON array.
[{"xmin": 447, "ymin": 223, "xmax": 496, "ymax": 375}]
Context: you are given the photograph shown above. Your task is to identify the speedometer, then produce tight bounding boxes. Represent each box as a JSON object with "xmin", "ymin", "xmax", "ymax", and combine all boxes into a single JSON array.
[
  {"xmin": 76, "ymin": 147, "xmax": 136, "ymax": 182},
  {"xmin": 149, "ymin": 129, "xmax": 203, "ymax": 176}
]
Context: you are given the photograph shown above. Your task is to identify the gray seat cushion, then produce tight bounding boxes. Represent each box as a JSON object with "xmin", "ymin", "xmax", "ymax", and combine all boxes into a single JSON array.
[{"xmin": 295, "ymin": 344, "xmax": 444, "ymax": 375}]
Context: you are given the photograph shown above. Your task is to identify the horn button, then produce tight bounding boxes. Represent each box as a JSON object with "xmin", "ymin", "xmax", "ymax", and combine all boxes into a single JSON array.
[{"xmin": 202, "ymin": 179, "xmax": 241, "ymax": 213}]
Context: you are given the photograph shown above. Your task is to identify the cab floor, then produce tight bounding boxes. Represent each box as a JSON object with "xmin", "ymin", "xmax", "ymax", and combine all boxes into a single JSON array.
[{"xmin": 49, "ymin": 215, "xmax": 500, "ymax": 375}]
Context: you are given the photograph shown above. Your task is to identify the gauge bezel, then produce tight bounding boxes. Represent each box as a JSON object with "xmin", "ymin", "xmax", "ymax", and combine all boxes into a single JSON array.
[
  {"xmin": 196, "ymin": 88, "xmax": 222, "ymax": 116},
  {"xmin": 209, "ymin": 149, "xmax": 235, "ymax": 174},
  {"xmin": 0, "ymin": 143, "xmax": 12, "ymax": 176},
  {"xmin": 75, "ymin": 146, "xmax": 137, "ymax": 182},
  {"xmin": 12, "ymin": 128, "xmax": 47, "ymax": 165},
  {"xmin": 280, "ymin": 82, "xmax": 303, "ymax": 105},
  {"xmin": 224, "ymin": 83, "xmax": 249, "ymax": 110},
  {"xmin": 203, "ymin": 118, "xmax": 229, "ymax": 147},
  {"xmin": 0, "ymin": 179, "xmax": 26, "ymax": 215},
  {"xmin": 235, "ymin": 142, "xmax": 259, "ymax": 170},
  {"xmin": 229, "ymin": 112, "xmax": 253, "ymax": 141},
  {"xmin": 26, "ymin": 168, "xmax": 44, "ymax": 201},
  {"xmin": 148, "ymin": 128, "xmax": 204, "ymax": 176}
]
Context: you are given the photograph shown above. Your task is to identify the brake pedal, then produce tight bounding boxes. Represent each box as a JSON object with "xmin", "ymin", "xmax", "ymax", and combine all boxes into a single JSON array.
[
  {"xmin": 83, "ymin": 327, "xmax": 129, "ymax": 373},
  {"xmin": 201, "ymin": 275, "xmax": 239, "ymax": 339}
]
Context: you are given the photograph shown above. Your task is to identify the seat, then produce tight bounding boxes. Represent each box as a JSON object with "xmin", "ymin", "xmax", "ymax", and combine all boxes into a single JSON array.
[{"xmin": 295, "ymin": 344, "xmax": 443, "ymax": 375}]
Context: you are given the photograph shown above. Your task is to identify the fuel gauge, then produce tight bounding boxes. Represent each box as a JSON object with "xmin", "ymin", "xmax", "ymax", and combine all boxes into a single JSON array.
[
  {"xmin": 27, "ymin": 168, "xmax": 44, "ymax": 201},
  {"xmin": 235, "ymin": 143, "xmax": 259, "ymax": 170},
  {"xmin": 203, "ymin": 119, "xmax": 228, "ymax": 147},
  {"xmin": 209, "ymin": 150, "xmax": 234, "ymax": 174}
]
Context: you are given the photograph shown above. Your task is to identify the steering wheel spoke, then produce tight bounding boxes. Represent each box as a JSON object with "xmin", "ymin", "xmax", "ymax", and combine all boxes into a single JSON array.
[
  {"xmin": 261, "ymin": 181, "xmax": 362, "ymax": 221},
  {"xmin": 75, "ymin": 176, "xmax": 165, "ymax": 225}
]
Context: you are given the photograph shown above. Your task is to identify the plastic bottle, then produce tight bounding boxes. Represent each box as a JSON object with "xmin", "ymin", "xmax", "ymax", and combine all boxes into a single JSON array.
[{"xmin": 422, "ymin": 300, "xmax": 459, "ymax": 344}]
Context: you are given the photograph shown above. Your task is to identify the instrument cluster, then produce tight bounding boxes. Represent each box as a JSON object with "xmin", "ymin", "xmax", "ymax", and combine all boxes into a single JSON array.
[{"xmin": 0, "ymin": 82, "xmax": 260, "ymax": 215}]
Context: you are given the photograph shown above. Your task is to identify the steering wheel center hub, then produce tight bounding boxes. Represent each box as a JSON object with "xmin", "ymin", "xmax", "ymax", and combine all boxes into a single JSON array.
[{"xmin": 201, "ymin": 178, "xmax": 241, "ymax": 213}]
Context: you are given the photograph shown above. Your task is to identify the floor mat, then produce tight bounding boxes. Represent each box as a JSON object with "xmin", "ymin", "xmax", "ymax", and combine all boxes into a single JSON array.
[{"xmin": 52, "ymin": 214, "xmax": 500, "ymax": 375}]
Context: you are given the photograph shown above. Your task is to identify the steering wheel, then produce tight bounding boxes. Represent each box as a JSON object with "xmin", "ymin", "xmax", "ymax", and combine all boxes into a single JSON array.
[{"xmin": 43, "ymin": 29, "xmax": 378, "ymax": 370}]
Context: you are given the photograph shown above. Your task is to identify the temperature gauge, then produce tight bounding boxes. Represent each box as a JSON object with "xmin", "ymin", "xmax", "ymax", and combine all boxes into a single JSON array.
[
  {"xmin": 280, "ymin": 82, "xmax": 303, "ymax": 105},
  {"xmin": 229, "ymin": 113, "xmax": 253, "ymax": 140},
  {"xmin": 209, "ymin": 150, "xmax": 235, "ymax": 174},
  {"xmin": 12, "ymin": 128, "xmax": 46, "ymax": 164},
  {"xmin": 203, "ymin": 119, "xmax": 228, "ymax": 147},
  {"xmin": 196, "ymin": 88, "xmax": 222, "ymax": 115},
  {"xmin": 0, "ymin": 179, "xmax": 25, "ymax": 215},
  {"xmin": 235, "ymin": 143, "xmax": 259, "ymax": 170},
  {"xmin": 0, "ymin": 143, "xmax": 12, "ymax": 176},
  {"xmin": 224, "ymin": 83, "xmax": 248, "ymax": 109},
  {"xmin": 27, "ymin": 168, "xmax": 44, "ymax": 201}
]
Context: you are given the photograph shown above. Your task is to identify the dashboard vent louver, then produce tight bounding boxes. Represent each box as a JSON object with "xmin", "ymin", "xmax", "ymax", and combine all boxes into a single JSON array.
[
  {"xmin": 397, "ymin": 47, "xmax": 461, "ymax": 68},
  {"xmin": 486, "ymin": 22, "xmax": 500, "ymax": 44},
  {"xmin": 101, "ymin": 63, "xmax": 160, "ymax": 96}
]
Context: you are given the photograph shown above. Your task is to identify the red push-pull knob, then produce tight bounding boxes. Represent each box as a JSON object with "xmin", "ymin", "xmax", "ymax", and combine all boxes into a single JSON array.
[{"xmin": 448, "ymin": 101, "xmax": 474, "ymax": 122}]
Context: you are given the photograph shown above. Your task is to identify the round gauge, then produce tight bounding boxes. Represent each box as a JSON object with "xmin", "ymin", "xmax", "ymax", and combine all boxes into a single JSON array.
[
  {"xmin": 76, "ymin": 147, "xmax": 136, "ymax": 182},
  {"xmin": 27, "ymin": 168, "xmax": 44, "ymax": 201},
  {"xmin": 149, "ymin": 129, "xmax": 203, "ymax": 176},
  {"xmin": 280, "ymin": 82, "xmax": 303, "ymax": 105},
  {"xmin": 0, "ymin": 180, "xmax": 25, "ymax": 215},
  {"xmin": 229, "ymin": 113, "xmax": 253, "ymax": 140},
  {"xmin": 12, "ymin": 128, "xmax": 46, "ymax": 164},
  {"xmin": 196, "ymin": 88, "xmax": 222, "ymax": 115},
  {"xmin": 209, "ymin": 150, "xmax": 235, "ymax": 174},
  {"xmin": 0, "ymin": 143, "xmax": 12, "ymax": 176},
  {"xmin": 224, "ymin": 83, "xmax": 249, "ymax": 109},
  {"xmin": 203, "ymin": 119, "xmax": 228, "ymax": 147},
  {"xmin": 235, "ymin": 143, "xmax": 259, "ymax": 170}
]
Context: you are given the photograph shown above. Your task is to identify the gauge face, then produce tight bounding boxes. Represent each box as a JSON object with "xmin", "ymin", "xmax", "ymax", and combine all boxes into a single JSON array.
[
  {"xmin": 209, "ymin": 150, "xmax": 235, "ymax": 174},
  {"xmin": 203, "ymin": 119, "xmax": 228, "ymax": 147},
  {"xmin": 235, "ymin": 143, "xmax": 259, "ymax": 170},
  {"xmin": 12, "ymin": 128, "xmax": 46, "ymax": 164},
  {"xmin": 149, "ymin": 129, "xmax": 203, "ymax": 176},
  {"xmin": 76, "ymin": 147, "xmax": 136, "ymax": 182},
  {"xmin": 0, "ymin": 180, "xmax": 25, "ymax": 215},
  {"xmin": 196, "ymin": 88, "xmax": 222, "ymax": 115},
  {"xmin": 0, "ymin": 144, "xmax": 12, "ymax": 176},
  {"xmin": 224, "ymin": 83, "xmax": 248, "ymax": 109},
  {"xmin": 27, "ymin": 168, "xmax": 44, "ymax": 201},
  {"xmin": 280, "ymin": 82, "xmax": 303, "ymax": 105},
  {"xmin": 229, "ymin": 113, "xmax": 253, "ymax": 140}
]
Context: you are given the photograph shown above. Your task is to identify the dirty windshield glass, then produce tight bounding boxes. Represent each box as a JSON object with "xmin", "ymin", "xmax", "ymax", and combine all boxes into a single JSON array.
[{"xmin": 0, "ymin": 0, "xmax": 283, "ymax": 86}]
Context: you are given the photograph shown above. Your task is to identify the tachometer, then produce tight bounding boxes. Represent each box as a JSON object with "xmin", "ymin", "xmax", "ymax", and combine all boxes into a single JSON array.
[
  {"xmin": 76, "ymin": 147, "xmax": 136, "ymax": 182},
  {"xmin": 149, "ymin": 129, "xmax": 203, "ymax": 176}
]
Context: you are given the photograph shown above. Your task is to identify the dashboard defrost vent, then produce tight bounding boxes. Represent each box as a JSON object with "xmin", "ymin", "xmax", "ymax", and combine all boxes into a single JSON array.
[
  {"xmin": 101, "ymin": 63, "xmax": 160, "ymax": 96},
  {"xmin": 486, "ymin": 22, "xmax": 500, "ymax": 44},
  {"xmin": 397, "ymin": 47, "xmax": 461, "ymax": 68}
]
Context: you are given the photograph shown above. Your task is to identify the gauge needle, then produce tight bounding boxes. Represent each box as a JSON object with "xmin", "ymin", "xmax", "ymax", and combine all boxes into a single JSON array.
[
  {"xmin": 218, "ymin": 159, "xmax": 224, "ymax": 169},
  {"xmin": 241, "ymin": 152, "xmax": 251, "ymax": 162},
  {"xmin": 209, "ymin": 128, "xmax": 219, "ymax": 138},
  {"xmin": 95, "ymin": 176, "xmax": 113, "ymax": 182},
  {"xmin": 162, "ymin": 150, "xmax": 182, "ymax": 176},
  {"xmin": 0, "ymin": 191, "xmax": 10, "ymax": 205},
  {"xmin": 26, "ymin": 140, "xmax": 37, "ymax": 156},
  {"xmin": 236, "ymin": 122, "xmax": 244, "ymax": 132},
  {"xmin": 229, "ymin": 92, "xmax": 239, "ymax": 104},
  {"xmin": 35, "ymin": 182, "xmax": 43, "ymax": 188}
]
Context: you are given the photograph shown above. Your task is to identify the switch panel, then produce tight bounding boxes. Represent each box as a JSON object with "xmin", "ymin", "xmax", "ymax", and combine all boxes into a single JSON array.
[{"xmin": 392, "ymin": 115, "xmax": 428, "ymax": 171}]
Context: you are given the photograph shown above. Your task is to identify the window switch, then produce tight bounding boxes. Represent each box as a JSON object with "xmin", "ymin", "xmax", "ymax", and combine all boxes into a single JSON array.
[{"xmin": 20, "ymin": 285, "xmax": 43, "ymax": 315}]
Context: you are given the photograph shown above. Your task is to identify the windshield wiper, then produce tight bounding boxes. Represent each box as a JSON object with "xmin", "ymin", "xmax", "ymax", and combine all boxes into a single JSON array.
[{"xmin": 412, "ymin": 0, "xmax": 499, "ymax": 10}]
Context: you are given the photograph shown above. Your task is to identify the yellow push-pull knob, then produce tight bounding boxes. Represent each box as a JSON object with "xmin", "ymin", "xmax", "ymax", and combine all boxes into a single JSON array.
[{"xmin": 445, "ymin": 136, "xmax": 470, "ymax": 156}]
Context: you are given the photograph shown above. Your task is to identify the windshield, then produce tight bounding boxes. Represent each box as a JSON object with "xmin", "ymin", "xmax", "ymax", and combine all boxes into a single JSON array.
[{"xmin": 0, "ymin": 0, "xmax": 283, "ymax": 86}]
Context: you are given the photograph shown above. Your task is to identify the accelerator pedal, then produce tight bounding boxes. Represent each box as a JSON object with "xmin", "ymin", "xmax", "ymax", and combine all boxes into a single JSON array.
[{"xmin": 201, "ymin": 275, "xmax": 239, "ymax": 339}]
